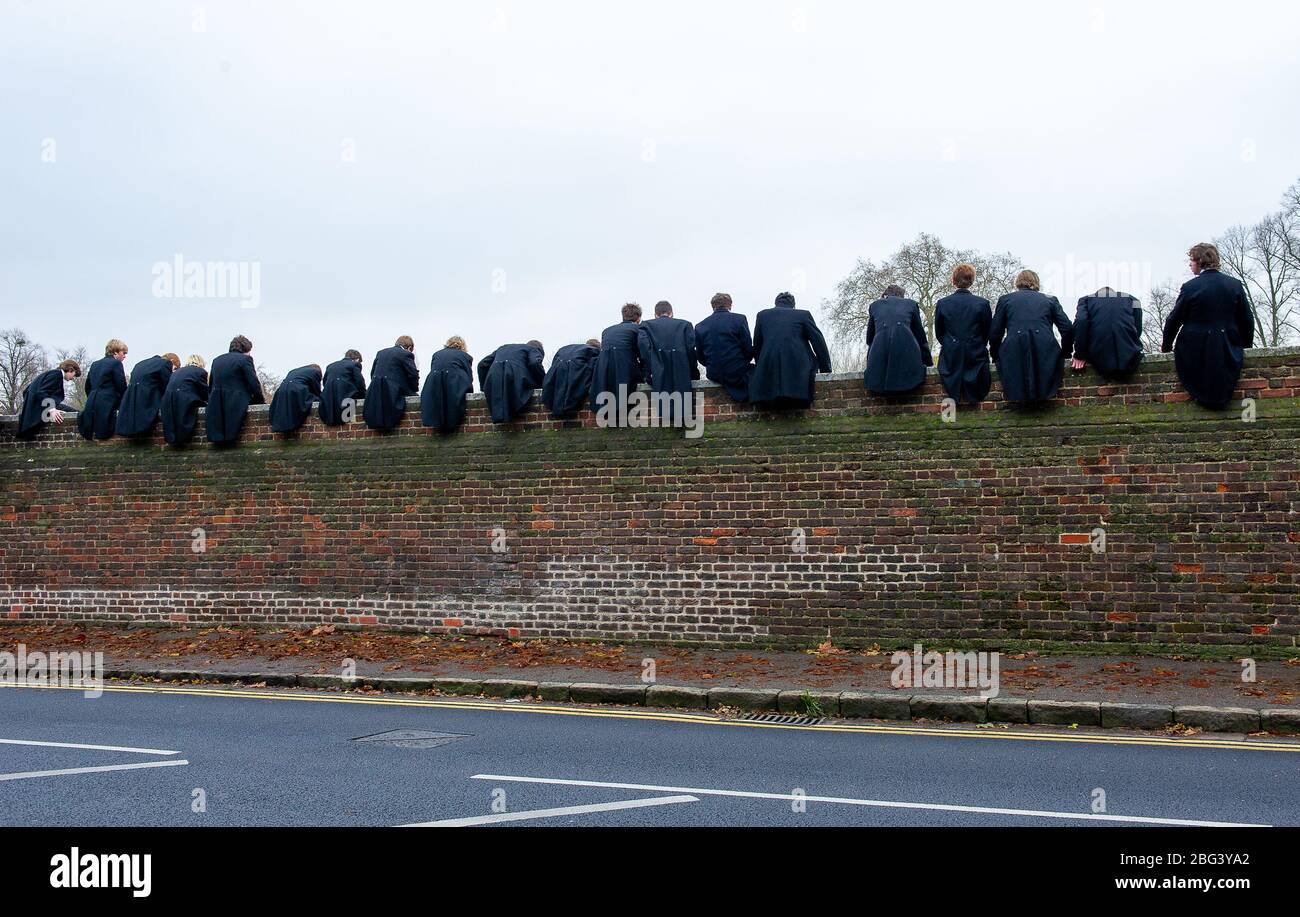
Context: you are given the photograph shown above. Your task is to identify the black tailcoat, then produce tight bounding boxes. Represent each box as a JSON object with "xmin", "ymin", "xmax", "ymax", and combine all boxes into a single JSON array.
[
  {"xmin": 694, "ymin": 309, "xmax": 754, "ymax": 402},
  {"xmin": 77, "ymin": 356, "xmax": 127, "ymax": 440},
  {"xmin": 319, "ymin": 359, "xmax": 366, "ymax": 426},
  {"xmin": 864, "ymin": 296, "xmax": 932, "ymax": 394},
  {"xmin": 1074, "ymin": 291, "xmax": 1143, "ymax": 379},
  {"xmin": 17, "ymin": 369, "xmax": 70, "ymax": 439},
  {"xmin": 115, "ymin": 356, "xmax": 174, "ymax": 437},
  {"xmin": 205, "ymin": 351, "xmax": 265, "ymax": 444},
  {"xmin": 749, "ymin": 306, "xmax": 832, "ymax": 408},
  {"xmin": 160, "ymin": 365, "xmax": 210, "ymax": 445},
  {"xmin": 542, "ymin": 343, "xmax": 599, "ymax": 418},
  {"xmin": 420, "ymin": 347, "xmax": 474, "ymax": 432},
  {"xmin": 589, "ymin": 321, "xmax": 645, "ymax": 412},
  {"xmin": 934, "ymin": 289, "xmax": 992, "ymax": 404},
  {"xmin": 990, "ymin": 290, "xmax": 1074, "ymax": 403},
  {"xmin": 269, "ymin": 365, "xmax": 323, "ymax": 434},
  {"xmin": 1161, "ymin": 270, "xmax": 1254, "ymax": 407},
  {"xmin": 478, "ymin": 343, "xmax": 544, "ymax": 424},
  {"xmin": 637, "ymin": 317, "xmax": 699, "ymax": 420},
  {"xmin": 362, "ymin": 346, "xmax": 419, "ymax": 431}
]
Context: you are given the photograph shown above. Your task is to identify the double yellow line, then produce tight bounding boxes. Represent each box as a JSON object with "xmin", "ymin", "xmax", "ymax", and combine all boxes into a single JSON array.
[{"xmin": 9, "ymin": 680, "xmax": 1300, "ymax": 753}]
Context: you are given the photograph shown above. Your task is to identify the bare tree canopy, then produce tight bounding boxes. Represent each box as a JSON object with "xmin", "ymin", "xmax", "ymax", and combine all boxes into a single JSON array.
[
  {"xmin": 1142, "ymin": 281, "xmax": 1178, "ymax": 353},
  {"xmin": 0, "ymin": 328, "xmax": 46, "ymax": 415},
  {"xmin": 52, "ymin": 345, "xmax": 90, "ymax": 409},
  {"xmin": 820, "ymin": 233, "xmax": 1022, "ymax": 367},
  {"xmin": 1215, "ymin": 181, "xmax": 1300, "ymax": 348},
  {"xmin": 256, "ymin": 363, "xmax": 281, "ymax": 399},
  {"xmin": 826, "ymin": 334, "xmax": 867, "ymax": 375}
]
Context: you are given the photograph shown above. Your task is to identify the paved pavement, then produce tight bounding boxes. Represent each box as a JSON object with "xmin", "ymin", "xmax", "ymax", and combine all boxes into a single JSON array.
[
  {"xmin": 7, "ymin": 623, "xmax": 1299, "ymax": 708},
  {"xmin": 2, "ymin": 682, "xmax": 1298, "ymax": 827}
]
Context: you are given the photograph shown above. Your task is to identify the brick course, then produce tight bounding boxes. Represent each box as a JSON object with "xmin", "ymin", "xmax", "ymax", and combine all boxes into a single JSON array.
[{"xmin": 2, "ymin": 349, "xmax": 1297, "ymax": 650}]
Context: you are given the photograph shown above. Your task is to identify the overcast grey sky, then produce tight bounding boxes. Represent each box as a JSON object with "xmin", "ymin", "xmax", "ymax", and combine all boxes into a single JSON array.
[{"xmin": 3, "ymin": 0, "xmax": 1298, "ymax": 374}]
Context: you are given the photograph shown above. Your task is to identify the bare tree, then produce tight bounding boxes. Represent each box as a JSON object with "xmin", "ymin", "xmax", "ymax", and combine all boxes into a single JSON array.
[
  {"xmin": 1284, "ymin": 179, "xmax": 1300, "ymax": 211},
  {"xmin": 1142, "ymin": 280, "xmax": 1178, "ymax": 353},
  {"xmin": 1253, "ymin": 212, "xmax": 1300, "ymax": 345},
  {"xmin": 823, "ymin": 256, "xmax": 892, "ymax": 358},
  {"xmin": 256, "ymin": 363, "xmax": 281, "ymax": 399},
  {"xmin": 827, "ymin": 335, "xmax": 867, "ymax": 374},
  {"xmin": 1275, "ymin": 178, "xmax": 1300, "ymax": 278},
  {"xmin": 53, "ymin": 345, "xmax": 90, "ymax": 409},
  {"xmin": 0, "ymin": 328, "xmax": 46, "ymax": 415},
  {"xmin": 963, "ymin": 249, "xmax": 1023, "ymax": 307},
  {"xmin": 1218, "ymin": 216, "xmax": 1300, "ymax": 348},
  {"xmin": 1219, "ymin": 223, "xmax": 1255, "ymax": 305},
  {"xmin": 821, "ymin": 233, "xmax": 1023, "ymax": 358}
]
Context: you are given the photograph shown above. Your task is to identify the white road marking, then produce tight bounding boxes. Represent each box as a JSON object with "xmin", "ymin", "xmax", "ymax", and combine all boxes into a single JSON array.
[
  {"xmin": 0, "ymin": 738, "xmax": 180, "ymax": 756},
  {"xmin": 401, "ymin": 794, "xmax": 699, "ymax": 827},
  {"xmin": 13, "ymin": 682, "xmax": 1300, "ymax": 754},
  {"xmin": 0, "ymin": 759, "xmax": 190, "ymax": 782},
  {"xmin": 471, "ymin": 774, "xmax": 1270, "ymax": 827}
]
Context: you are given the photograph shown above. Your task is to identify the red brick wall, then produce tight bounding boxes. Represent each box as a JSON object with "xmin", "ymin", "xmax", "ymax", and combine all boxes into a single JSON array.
[{"xmin": 2, "ymin": 349, "xmax": 1298, "ymax": 651}]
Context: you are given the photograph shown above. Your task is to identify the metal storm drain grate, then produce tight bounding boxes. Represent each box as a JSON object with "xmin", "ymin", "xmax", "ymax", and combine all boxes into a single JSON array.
[
  {"xmin": 741, "ymin": 713, "xmax": 824, "ymax": 727},
  {"xmin": 351, "ymin": 729, "xmax": 472, "ymax": 749}
]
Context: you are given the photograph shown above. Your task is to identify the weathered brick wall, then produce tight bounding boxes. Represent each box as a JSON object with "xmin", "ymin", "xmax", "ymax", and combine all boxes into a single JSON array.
[{"xmin": 2, "ymin": 349, "xmax": 1298, "ymax": 652}]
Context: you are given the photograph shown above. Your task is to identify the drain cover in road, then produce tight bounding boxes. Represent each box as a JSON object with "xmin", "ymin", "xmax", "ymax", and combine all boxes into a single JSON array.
[
  {"xmin": 351, "ymin": 729, "xmax": 471, "ymax": 749},
  {"xmin": 741, "ymin": 713, "xmax": 824, "ymax": 727}
]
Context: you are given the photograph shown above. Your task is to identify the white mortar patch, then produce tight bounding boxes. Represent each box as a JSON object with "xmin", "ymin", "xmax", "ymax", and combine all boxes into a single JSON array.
[{"xmin": 1, "ymin": 548, "xmax": 940, "ymax": 642}]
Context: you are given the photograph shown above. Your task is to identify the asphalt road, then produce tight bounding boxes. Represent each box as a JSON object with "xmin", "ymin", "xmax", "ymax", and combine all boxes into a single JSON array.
[{"xmin": 2, "ymin": 682, "xmax": 1298, "ymax": 827}]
